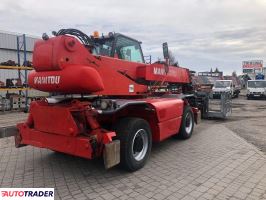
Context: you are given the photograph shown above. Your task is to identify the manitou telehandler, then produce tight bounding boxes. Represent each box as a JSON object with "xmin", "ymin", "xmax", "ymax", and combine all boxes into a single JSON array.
[{"xmin": 15, "ymin": 29, "xmax": 201, "ymax": 171}]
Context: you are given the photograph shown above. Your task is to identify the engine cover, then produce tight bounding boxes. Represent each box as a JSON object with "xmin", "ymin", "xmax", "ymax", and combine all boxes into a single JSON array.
[{"xmin": 28, "ymin": 65, "xmax": 104, "ymax": 93}]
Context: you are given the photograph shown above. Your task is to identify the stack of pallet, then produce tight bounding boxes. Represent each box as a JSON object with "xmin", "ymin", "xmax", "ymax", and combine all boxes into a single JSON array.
[{"xmin": 10, "ymin": 95, "xmax": 26, "ymax": 110}]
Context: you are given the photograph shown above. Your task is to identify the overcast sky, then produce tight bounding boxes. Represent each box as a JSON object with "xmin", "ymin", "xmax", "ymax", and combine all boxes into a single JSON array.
[{"xmin": 1, "ymin": 0, "xmax": 266, "ymax": 75}]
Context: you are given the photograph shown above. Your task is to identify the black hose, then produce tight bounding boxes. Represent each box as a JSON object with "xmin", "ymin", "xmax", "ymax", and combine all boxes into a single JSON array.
[{"xmin": 56, "ymin": 28, "xmax": 94, "ymax": 46}]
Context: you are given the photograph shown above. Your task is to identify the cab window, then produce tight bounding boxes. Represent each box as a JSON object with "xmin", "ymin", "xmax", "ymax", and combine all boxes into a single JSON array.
[
  {"xmin": 114, "ymin": 36, "xmax": 144, "ymax": 63},
  {"xmin": 93, "ymin": 38, "xmax": 113, "ymax": 56}
]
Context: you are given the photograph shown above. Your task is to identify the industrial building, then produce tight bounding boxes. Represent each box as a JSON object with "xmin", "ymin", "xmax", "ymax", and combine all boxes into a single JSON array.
[
  {"xmin": 0, "ymin": 30, "xmax": 38, "ymax": 81},
  {"xmin": 0, "ymin": 30, "xmax": 37, "ymax": 62},
  {"xmin": 0, "ymin": 31, "xmax": 46, "ymax": 112}
]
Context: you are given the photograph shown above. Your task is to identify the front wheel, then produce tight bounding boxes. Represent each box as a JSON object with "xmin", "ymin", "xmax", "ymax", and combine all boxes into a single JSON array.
[
  {"xmin": 114, "ymin": 118, "xmax": 152, "ymax": 171},
  {"xmin": 176, "ymin": 106, "xmax": 194, "ymax": 139}
]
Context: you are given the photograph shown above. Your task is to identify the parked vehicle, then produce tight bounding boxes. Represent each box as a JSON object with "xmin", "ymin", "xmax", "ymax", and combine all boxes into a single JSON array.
[
  {"xmin": 212, "ymin": 80, "xmax": 240, "ymax": 98},
  {"xmin": 255, "ymin": 73, "xmax": 265, "ymax": 80},
  {"xmin": 14, "ymin": 29, "xmax": 203, "ymax": 171},
  {"xmin": 247, "ymin": 80, "xmax": 266, "ymax": 99}
]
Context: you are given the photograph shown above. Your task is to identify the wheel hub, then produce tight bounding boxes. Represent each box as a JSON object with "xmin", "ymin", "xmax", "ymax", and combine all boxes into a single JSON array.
[
  {"xmin": 133, "ymin": 136, "xmax": 144, "ymax": 152},
  {"xmin": 132, "ymin": 129, "xmax": 148, "ymax": 161},
  {"xmin": 185, "ymin": 113, "xmax": 193, "ymax": 133}
]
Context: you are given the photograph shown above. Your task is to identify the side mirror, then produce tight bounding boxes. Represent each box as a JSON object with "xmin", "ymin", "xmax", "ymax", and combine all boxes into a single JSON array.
[{"xmin": 162, "ymin": 42, "xmax": 169, "ymax": 59}]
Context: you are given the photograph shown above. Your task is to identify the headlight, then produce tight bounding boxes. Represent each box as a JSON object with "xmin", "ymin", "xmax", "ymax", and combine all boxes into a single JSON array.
[
  {"xmin": 100, "ymin": 101, "xmax": 109, "ymax": 110},
  {"xmin": 93, "ymin": 99, "xmax": 115, "ymax": 110},
  {"xmin": 247, "ymin": 90, "xmax": 250, "ymax": 94}
]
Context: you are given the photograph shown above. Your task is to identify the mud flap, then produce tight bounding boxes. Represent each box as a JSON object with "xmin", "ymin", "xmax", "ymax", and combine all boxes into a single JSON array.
[
  {"xmin": 14, "ymin": 130, "xmax": 27, "ymax": 148},
  {"xmin": 103, "ymin": 140, "xmax": 120, "ymax": 169}
]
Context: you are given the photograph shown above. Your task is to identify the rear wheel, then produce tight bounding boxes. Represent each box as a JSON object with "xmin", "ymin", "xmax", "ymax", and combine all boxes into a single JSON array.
[
  {"xmin": 176, "ymin": 106, "xmax": 194, "ymax": 139},
  {"xmin": 114, "ymin": 118, "xmax": 152, "ymax": 171}
]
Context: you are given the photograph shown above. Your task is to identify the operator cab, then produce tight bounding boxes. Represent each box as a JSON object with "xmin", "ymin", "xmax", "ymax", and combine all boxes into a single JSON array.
[{"xmin": 92, "ymin": 33, "xmax": 145, "ymax": 63}]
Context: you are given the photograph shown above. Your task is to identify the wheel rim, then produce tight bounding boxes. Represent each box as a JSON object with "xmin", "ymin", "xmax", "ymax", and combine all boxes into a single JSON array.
[
  {"xmin": 132, "ymin": 129, "xmax": 148, "ymax": 161},
  {"xmin": 185, "ymin": 112, "xmax": 193, "ymax": 134}
]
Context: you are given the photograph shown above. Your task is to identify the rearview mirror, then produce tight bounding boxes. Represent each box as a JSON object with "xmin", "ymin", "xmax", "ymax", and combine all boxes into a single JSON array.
[{"xmin": 162, "ymin": 42, "xmax": 169, "ymax": 59}]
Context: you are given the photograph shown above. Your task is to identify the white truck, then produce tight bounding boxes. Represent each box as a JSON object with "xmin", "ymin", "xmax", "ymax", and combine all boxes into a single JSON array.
[
  {"xmin": 247, "ymin": 80, "xmax": 266, "ymax": 99},
  {"xmin": 212, "ymin": 80, "xmax": 240, "ymax": 98}
]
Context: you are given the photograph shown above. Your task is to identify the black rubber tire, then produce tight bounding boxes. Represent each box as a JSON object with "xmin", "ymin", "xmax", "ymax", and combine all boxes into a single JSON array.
[
  {"xmin": 114, "ymin": 118, "xmax": 152, "ymax": 171},
  {"xmin": 177, "ymin": 106, "xmax": 194, "ymax": 140}
]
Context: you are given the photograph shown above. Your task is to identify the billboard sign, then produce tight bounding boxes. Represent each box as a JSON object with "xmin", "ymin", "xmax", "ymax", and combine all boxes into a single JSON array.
[
  {"xmin": 198, "ymin": 72, "xmax": 223, "ymax": 77},
  {"xmin": 242, "ymin": 60, "xmax": 263, "ymax": 69}
]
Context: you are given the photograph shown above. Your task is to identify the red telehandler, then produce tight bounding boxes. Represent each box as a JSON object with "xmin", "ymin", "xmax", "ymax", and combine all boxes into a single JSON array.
[{"xmin": 15, "ymin": 29, "xmax": 201, "ymax": 171}]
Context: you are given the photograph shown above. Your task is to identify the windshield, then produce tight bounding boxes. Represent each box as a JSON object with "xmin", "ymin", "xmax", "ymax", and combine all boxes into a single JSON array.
[
  {"xmin": 91, "ymin": 36, "xmax": 144, "ymax": 63},
  {"xmin": 248, "ymin": 81, "xmax": 266, "ymax": 88},
  {"xmin": 214, "ymin": 81, "xmax": 231, "ymax": 88},
  {"xmin": 114, "ymin": 36, "xmax": 144, "ymax": 63},
  {"xmin": 92, "ymin": 38, "xmax": 114, "ymax": 56}
]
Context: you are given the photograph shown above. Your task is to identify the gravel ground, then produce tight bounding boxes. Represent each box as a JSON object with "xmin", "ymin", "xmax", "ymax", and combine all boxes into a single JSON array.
[{"xmin": 203, "ymin": 90, "xmax": 266, "ymax": 153}]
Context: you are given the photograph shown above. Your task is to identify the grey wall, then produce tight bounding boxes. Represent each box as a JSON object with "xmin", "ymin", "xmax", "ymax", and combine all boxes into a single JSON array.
[
  {"xmin": 0, "ymin": 31, "xmax": 39, "ymax": 81},
  {"xmin": 0, "ymin": 31, "xmax": 46, "ymax": 98},
  {"xmin": 0, "ymin": 31, "xmax": 38, "ymax": 63},
  {"xmin": 0, "ymin": 31, "xmax": 36, "ymax": 51}
]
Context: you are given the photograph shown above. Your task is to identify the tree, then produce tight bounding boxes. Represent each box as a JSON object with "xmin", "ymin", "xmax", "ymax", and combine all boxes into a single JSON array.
[
  {"xmin": 232, "ymin": 71, "xmax": 237, "ymax": 77},
  {"xmin": 214, "ymin": 67, "xmax": 219, "ymax": 73}
]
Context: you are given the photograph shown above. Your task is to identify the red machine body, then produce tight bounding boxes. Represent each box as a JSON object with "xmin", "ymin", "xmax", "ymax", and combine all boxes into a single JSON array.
[
  {"xmin": 28, "ymin": 35, "xmax": 190, "ymax": 95},
  {"xmin": 16, "ymin": 30, "xmax": 199, "ymax": 170},
  {"xmin": 17, "ymin": 97, "xmax": 185, "ymax": 159}
]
